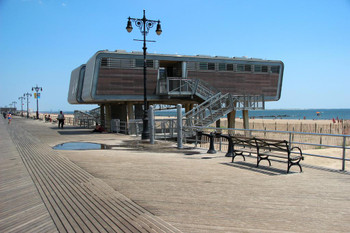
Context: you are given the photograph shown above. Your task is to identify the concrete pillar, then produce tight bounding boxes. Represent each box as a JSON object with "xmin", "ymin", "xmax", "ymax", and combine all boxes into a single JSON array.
[
  {"xmin": 127, "ymin": 103, "xmax": 135, "ymax": 122},
  {"xmin": 100, "ymin": 104, "xmax": 105, "ymax": 128},
  {"xmin": 127, "ymin": 103, "xmax": 136, "ymax": 135},
  {"xmin": 105, "ymin": 104, "xmax": 111, "ymax": 132}
]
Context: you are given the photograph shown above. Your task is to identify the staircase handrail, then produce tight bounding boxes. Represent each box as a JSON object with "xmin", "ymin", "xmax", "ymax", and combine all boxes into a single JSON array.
[
  {"xmin": 184, "ymin": 93, "xmax": 234, "ymax": 128},
  {"xmin": 184, "ymin": 92, "xmax": 222, "ymax": 119}
]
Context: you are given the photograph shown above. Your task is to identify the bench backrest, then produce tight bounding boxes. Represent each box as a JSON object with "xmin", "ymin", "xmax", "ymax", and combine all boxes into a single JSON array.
[
  {"xmin": 255, "ymin": 138, "xmax": 289, "ymax": 153},
  {"xmin": 232, "ymin": 136, "xmax": 257, "ymax": 149}
]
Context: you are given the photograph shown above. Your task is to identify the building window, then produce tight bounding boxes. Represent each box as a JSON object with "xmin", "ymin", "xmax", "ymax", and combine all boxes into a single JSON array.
[
  {"xmin": 101, "ymin": 58, "xmax": 108, "ymax": 67},
  {"xmin": 135, "ymin": 59, "xmax": 154, "ymax": 68},
  {"xmin": 199, "ymin": 62, "xmax": 208, "ymax": 70},
  {"xmin": 199, "ymin": 62, "xmax": 216, "ymax": 70},
  {"xmin": 254, "ymin": 65, "xmax": 262, "ymax": 72},
  {"xmin": 227, "ymin": 64, "xmax": 234, "ymax": 71},
  {"xmin": 237, "ymin": 64, "xmax": 244, "ymax": 72},
  {"xmin": 208, "ymin": 63, "xmax": 215, "ymax": 70},
  {"xmin": 271, "ymin": 66, "xmax": 280, "ymax": 73},
  {"xmin": 244, "ymin": 64, "xmax": 252, "ymax": 72},
  {"xmin": 262, "ymin": 65, "xmax": 268, "ymax": 72},
  {"xmin": 219, "ymin": 63, "xmax": 226, "ymax": 71}
]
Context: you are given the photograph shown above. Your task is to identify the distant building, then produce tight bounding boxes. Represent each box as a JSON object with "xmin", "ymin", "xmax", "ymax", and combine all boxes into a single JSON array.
[
  {"xmin": 68, "ymin": 50, "xmax": 284, "ymax": 131},
  {"xmin": 0, "ymin": 107, "xmax": 16, "ymax": 113}
]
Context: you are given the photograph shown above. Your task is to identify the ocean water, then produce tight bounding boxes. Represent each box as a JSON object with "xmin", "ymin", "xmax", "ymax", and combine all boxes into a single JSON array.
[
  {"xmin": 44, "ymin": 108, "xmax": 350, "ymax": 120},
  {"xmin": 155, "ymin": 108, "xmax": 350, "ymax": 120}
]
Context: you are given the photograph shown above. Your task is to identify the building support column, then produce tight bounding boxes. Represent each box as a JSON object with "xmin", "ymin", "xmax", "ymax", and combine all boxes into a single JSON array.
[
  {"xmin": 100, "ymin": 104, "xmax": 105, "ymax": 128},
  {"xmin": 105, "ymin": 104, "xmax": 111, "ymax": 132},
  {"xmin": 243, "ymin": 110, "xmax": 249, "ymax": 129},
  {"xmin": 227, "ymin": 110, "xmax": 236, "ymax": 128},
  {"xmin": 243, "ymin": 109, "xmax": 250, "ymax": 136},
  {"xmin": 127, "ymin": 102, "xmax": 135, "ymax": 135},
  {"xmin": 184, "ymin": 104, "xmax": 191, "ymax": 113}
]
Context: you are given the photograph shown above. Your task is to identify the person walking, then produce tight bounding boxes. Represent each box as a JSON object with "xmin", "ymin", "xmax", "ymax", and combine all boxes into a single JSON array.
[
  {"xmin": 57, "ymin": 111, "xmax": 65, "ymax": 129},
  {"xmin": 7, "ymin": 113, "xmax": 12, "ymax": 124}
]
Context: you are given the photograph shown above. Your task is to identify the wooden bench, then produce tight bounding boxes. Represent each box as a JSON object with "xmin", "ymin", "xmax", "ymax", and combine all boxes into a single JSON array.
[{"xmin": 254, "ymin": 138, "xmax": 304, "ymax": 173}]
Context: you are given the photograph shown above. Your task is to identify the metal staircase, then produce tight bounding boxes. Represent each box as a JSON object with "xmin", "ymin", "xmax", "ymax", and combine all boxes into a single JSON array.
[{"xmin": 156, "ymin": 69, "xmax": 265, "ymax": 130}]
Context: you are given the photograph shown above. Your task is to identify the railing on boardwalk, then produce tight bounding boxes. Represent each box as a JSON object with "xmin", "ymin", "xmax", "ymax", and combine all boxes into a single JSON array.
[{"xmin": 185, "ymin": 126, "xmax": 350, "ymax": 171}]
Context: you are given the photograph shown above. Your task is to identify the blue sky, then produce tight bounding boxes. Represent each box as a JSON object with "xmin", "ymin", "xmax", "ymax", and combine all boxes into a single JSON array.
[{"xmin": 0, "ymin": 0, "xmax": 349, "ymax": 112}]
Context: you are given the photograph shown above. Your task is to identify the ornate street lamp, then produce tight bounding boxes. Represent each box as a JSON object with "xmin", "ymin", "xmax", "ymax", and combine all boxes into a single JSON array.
[
  {"xmin": 126, "ymin": 10, "xmax": 162, "ymax": 140},
  {"xmin": 32, "ymin": 84, "xmax": 43, "ymax": 119},
  {"xmin": 24, "ymin": 92, "xmax": 32, "ymax": 118},
  {"xmin": 18, "ymin": 96, "xmax": 25, "ymax": 117},
  {"xmin": 11, "ymin": 101, "xmax": 17, "ymax": 109}
]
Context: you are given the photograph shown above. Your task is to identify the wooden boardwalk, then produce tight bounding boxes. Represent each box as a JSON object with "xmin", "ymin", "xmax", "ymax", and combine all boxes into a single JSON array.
[{"xmin": 0, "ymin": 119, "xmax": 181, "ymax": 233}]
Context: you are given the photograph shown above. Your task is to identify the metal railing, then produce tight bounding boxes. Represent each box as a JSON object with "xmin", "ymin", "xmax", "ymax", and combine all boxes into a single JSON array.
[
  {"xmin": 185, "ymin": 126, "xmax": 350, "ymax": 171},
  {"xmin": 120, "ymin": 118, "xmax": 178, "ymax": 139},
  {"xmin": 184, "ymin": 93, "xmax": 233, "ymax": 128}
]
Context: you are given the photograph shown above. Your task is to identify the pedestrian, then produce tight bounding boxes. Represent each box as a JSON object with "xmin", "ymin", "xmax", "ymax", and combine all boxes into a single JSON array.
[
  {"xmin": 7, "ymin": 113, "xmax": 12, "ymax": 124},
  {"xmin": 3, "ymin": 112, "xmax": 6, "ymax": 119},
  {"xmin": 57, "ymin": 111, "xmax": 65, "ymax": 128}
]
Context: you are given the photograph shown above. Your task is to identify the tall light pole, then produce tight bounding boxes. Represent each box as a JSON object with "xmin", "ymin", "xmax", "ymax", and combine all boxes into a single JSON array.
[
  {"xmin": 126, "ymin": 10, "xmax": 162, "ymax": 140},
  {"xmin": 24, "ymin": 92, "xmax": 32, "ymax": 118},
  {"xmin": 32, "ymin": 84, "xmax": 43, "ymax": 119},
  {"xmin": 18, "ymin": 96, "xmax": 25, "ymax": 117},
  {"xmin": 11, "ymin": 101, "xmax": 17, "ymax": 109}
]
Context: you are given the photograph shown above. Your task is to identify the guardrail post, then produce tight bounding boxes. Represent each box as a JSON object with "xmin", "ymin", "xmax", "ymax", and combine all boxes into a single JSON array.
[
  {"xmin": 342, "ymin": 136, "xmax": 346, "ymax": 171},
  {"xmin": 288, "ymin": 132, "xmax": 292, "ymax": 149},
  {"xmin": 177, "ymin": 104, "xmax": 183, "ymax": 149}
]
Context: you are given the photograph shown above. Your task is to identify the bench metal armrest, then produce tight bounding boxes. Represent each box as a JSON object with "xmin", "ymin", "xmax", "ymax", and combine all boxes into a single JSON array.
[{"xmin": 290, "ymin": 146, "xmax": 303, "ymax": 160}]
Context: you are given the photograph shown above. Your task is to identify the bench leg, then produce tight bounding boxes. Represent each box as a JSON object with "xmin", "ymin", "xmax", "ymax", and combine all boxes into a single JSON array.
[
  {"xmin": 287, "ymin": 160, "xmax": 303, "ymax": 173},
  {"xmin": 232, "ymin": 152, "xmax": 245, "ymax": 162},
  {"xmin": 257, "ymin": 155, "xmax": 271, "ymax": 167}
]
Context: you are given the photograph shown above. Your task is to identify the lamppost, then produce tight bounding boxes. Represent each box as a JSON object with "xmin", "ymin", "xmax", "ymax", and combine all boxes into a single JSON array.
[
  {"xmin": 11, "ymin": 101, "xmax": 17, "ymax": 109},
  {"xmin": 18, "ymin": 96, "xmax": 25, "ymax": 117},
  {"xmin": 126, "ymin": 10, "xmax": 162, "ymax": 140},
  {"xmin": 32, "ymin": 84, "xmax": 43, "ymax": 119},
  {"xmin": 24, "ymin": 92, "xmax": 32, "ymax": 118}
]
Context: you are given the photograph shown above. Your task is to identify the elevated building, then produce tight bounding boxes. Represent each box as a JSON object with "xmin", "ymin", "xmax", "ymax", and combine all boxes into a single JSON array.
[{"xmin": 68, "ymin": 50, "xmax": 284, "ymax": 132}]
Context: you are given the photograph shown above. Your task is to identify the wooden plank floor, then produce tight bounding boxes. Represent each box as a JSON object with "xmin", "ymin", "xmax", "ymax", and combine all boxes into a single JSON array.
[
  {"xmin": 0, "ymin": 120, "xmax": 58, "ymax": 233},
  {"xmin": 1, "ymin": 119, "xmax": 181, "ymax": 233}
]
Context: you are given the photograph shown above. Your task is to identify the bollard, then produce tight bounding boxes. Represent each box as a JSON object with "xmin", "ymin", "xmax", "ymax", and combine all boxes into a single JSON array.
[
  {"xmin": 149, "ymin": 105, "xmax": 155, "ymax": 144},
  {"xmin": 216, "ymin": 133, "xmax": 233, "ymax": 157},
  {"xmin": 177, "ymin": 104, "xmax": 183, "ymax": 149},
  {"xmin": 198, "ymin": 131, "xmax": 216, "ymax": 154}
]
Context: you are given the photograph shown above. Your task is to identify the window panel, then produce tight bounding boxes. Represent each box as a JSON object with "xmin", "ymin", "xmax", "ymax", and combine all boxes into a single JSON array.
[
  {"xmin": 254, "ymin": 65, "xmax": 262, "ymax": 72},
  {"xmin": 219, "ymin": 63, "xmax": 226, "ymax": 71},
  {"xmin": 199, "ymin": 62, "xmax": 208, "ymax": 70},
  {"xmin": 244, "ymin": 64, "xmax": 252, "ymax": 72},
  {"xmin": 208, "ymin": 63, "xmax": 215, "ymax": 70},
  {"xmin": 262, "ymin": 65, "xmax": 268, "ymax": 72},
  {"xmin": 271, "ymin": 66, "xmax": 280, "ymax": 73},
  {"xmin": 227, "ymin": 64, "xmax": 234, "ymax": 71},
  {"xmin": 237, "ymin": 64, "xmax": 244, "ymax": 72}
]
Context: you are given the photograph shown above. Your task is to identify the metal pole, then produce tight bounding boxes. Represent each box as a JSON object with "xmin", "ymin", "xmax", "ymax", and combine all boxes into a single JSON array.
[
  {"xmin": 36, "ymin": 94, "xmax": 39, "ymax": 119},
  {"xmin": 177, "ymin": 104, "xmax": 183, "ymax": 149},
  {"xmin": 141, "ymin": 10, "xmax": 149, "ymax": 140},
  {"xmin": 149, "ymin": 105, "xmax": 155, "ymax": 144},
  {"xmin": 342, "ymin": 136, "xmax": 346, "ymax": 171},
  {"xmin": 26, "ymin": 96, "xmax": 29, "ymax": 118}
]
